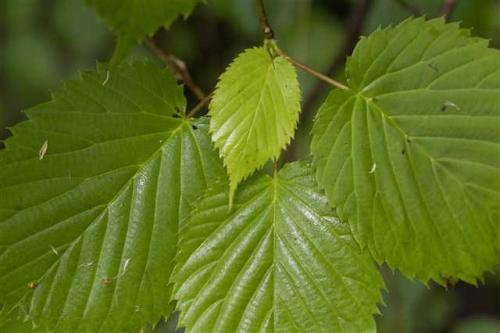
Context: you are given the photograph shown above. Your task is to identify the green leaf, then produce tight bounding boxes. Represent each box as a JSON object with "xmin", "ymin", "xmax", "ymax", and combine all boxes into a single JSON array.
[
  {"xmin": 209, "ymin": 47, "xmax": 301, "ymax": 203},
  {"xmin": 0, "ymin": 61, "xmax": 224, "ymax": 332},
  {"xmin": 312, "ymin": 18, "xmax": 500, "ymax": 284},
  {"xmin": 173, "ymin": 162, "xmax": 383, "ymax": 333},
  {"xmin": 85, "ymin": 0, "xmax": 201, "ymax": 41}
]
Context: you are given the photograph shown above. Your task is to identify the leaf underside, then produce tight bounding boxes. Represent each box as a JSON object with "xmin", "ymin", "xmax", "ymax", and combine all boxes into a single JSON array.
[
  {"xmin": 312, "ymin": 18, "xmax": 500, "ymax": 284},
  {"xmin": 209, "ymin": 47, "xmax": 301, "ymax": 202},
  {"xmin": 173, "ymin": 162, "xmax": 383, "ymax": 333},
  {"xmin": 0, "ymin": 61, "xmax": 224, "ymax": 332},
  {"xmin": 85, "ymin": 0, "xmax": 201, "ymax": 41}
]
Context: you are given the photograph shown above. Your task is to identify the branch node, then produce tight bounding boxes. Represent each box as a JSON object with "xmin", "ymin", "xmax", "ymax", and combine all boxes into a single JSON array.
[
  {"xmin": 145, "ymin": 38, "xmax": 206, "ymax": 101},
  {"xmin": 256, "ymin": 0, "xmax": 274, "ymax": 39},
  {"xmin": 440, "ymin": 0, "xmax": 457, "ymax": 20},
  {"xmin": 187, "ymin": 92, "xmax": 213, "ymax": 118}
]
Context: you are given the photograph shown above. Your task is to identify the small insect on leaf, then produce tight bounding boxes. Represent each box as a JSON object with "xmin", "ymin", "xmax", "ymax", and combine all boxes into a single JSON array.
[
  {"xmin": 28, "ymin": 281, "xmax": 39, "ymax": 289},
  {"xmin": 39, "ymin": 140, "xmax": 48, "ymax": 160},
  {"xmin": 101, "ymin": 278, "xmax": 113, "ymax": 286}
]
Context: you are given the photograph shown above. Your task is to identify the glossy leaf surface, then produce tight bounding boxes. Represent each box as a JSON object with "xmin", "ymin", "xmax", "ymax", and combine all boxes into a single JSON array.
[
  {"xmin": 173, "ymin": 162, "xmax": 383, "ymax": 333},
  {"xmin": 0, "ymin": 61, "xmax": 223, "ymax": 332}
]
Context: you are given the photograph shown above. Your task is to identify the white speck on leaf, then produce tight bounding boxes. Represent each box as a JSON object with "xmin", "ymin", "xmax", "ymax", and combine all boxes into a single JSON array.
[
  {"xmin": 122, "ymin": 258, "xmax": 131, "ymax": 274},
  {"xmin": 102, "ymin": 71, "xmax": 110, "ymax": 86},
  {"xmin": 50, "ymin": 245, "xmax": 59, "ymax": 256},
  {"xmin": 80, "ymin": 261, "xmax": 94, "ymax": 268},
  {"xmin": 39, "ymin": 140, "xmax": 48, "ymax": 160},
  {"xmin": 369, "ymin": 163, "xmax": 377, "ymax": 174},
  {"xmin": 443, "ymin": 100, "xmax": 460, "ymax": 111}
]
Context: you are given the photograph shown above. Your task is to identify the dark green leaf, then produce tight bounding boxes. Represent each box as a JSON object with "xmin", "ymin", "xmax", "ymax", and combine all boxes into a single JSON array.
[{"xmin": 0, "ymin": 61, "xmax": 224, "ymax": 332}]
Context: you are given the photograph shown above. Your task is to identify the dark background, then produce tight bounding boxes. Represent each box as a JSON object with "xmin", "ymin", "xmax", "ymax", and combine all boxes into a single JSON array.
[{"xmin": 0, "ymin": 0, "xmax": 499, "ymax": 332}]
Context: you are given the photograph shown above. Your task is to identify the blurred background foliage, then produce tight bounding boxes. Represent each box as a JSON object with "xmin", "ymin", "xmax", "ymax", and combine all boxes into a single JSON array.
[{"xmin": 0, "ymin": 0, "xmax": 499, "ymax": 332}]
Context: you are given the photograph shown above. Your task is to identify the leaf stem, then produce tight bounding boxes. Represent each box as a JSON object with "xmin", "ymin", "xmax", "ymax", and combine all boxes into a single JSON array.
[
  {"xmin": 187, "ymin": 92, "xmax": 213, "ymax": 118},
  {"xmin": 145, "ymin": 38, "xmax": 206, "ymax": 101},
  {"xmin": 278, "ymin": 49, "xmax": 350, "ymax": 91},
  {"xmin": 255, "ymin": 0, "xmax": 274, "ymax": 39}
]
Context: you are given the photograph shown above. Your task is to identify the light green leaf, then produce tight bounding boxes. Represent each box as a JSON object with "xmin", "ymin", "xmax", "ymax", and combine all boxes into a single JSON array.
[
  {"xmin": 0, "ymin": 61, "xmax": 224, "ymax": 332},
  {"xmin": 209, "ymin": 47, "xmax": 301, "ymax": 203},
  {"xmin": 85, "ymin": 0, "xmax": 201, "ymax": 41},
  {"xmin": 173, "ymin": 162, "xmax": 383, "ymax": 333},
  {"xmin": 312, "ymin": 18, "xmax": 500, "ymax": 284}
]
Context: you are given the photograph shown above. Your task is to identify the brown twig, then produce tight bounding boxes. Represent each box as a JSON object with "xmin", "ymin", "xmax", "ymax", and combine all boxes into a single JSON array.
[
  {"xmin": 278, "ymin": 50, "xmax": 349, "ymax": 91},
  {"xmin": 302, "ymin": 0, "xmax": 374, "ymax": 118},
  {"xmin": 187, "ymin": 92, "xmax": 213, "ymax": 118},
  {"xmin": 394, "ymin": 0, "xmax": 422, "ymax": 16},
  {"xmin": 440, "ymin": 0, "xmax": 457, "ymax": 20},
  {"xmin": 256, "ymin": 0, "xmax": 274, "ymax": 39},
  {"xmin": 145, "ymin": 38, "xmax": 206, "ymax": 101}
]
